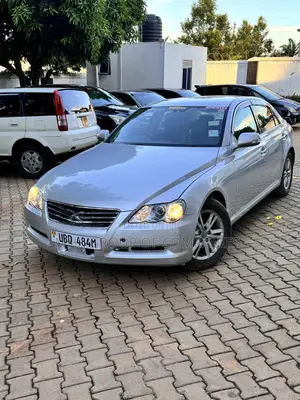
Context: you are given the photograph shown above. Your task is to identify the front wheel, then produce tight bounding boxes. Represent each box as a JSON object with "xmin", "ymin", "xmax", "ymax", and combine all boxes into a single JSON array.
[
  {"xmin": 185, "ymin": 198, "xmax": 232, "ymax": 271},
  {"xmin": 273, "ymin": 153, "xmax": 293, "ymax": 197}
]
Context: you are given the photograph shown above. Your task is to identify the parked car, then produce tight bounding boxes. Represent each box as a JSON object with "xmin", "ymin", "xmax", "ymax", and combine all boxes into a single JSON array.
[
  {"xmin": 110, "ymin": 90, "xmax": 165, "ymax": 107},
  {"xmin": 25, "ymin": 96, "xmax": 294, "ymax": 270},
  {"xmin": 145, "ymin": 88, "xmax": 201, "ymax": 99},
  {"xmin": 31, "ymin": 84, "xmax": 135, "ymax": 132},
  {"xmin": 195, "ymin": 84, "xmax": 300, "ymax": 125},
  {"xmin": 0, "ymin": 87, "xmax": 100, "ymax": 178}
]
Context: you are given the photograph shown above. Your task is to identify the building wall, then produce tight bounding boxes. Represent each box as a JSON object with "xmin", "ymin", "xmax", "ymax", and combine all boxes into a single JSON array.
[
  {"xmin": 89, "ymin": 42, "xmax": 207, "ymax": 91},
  {"xmin": 121, "ymin": 42, "xmax": 165, "ymax": 90},
  {"xmin": 205, "ymin": 58, "xmax": 300, "ymax": 96},
  {"xmin": 0, "ymin": 73, "xmax": 86, "ymax": 88},
  {"xmin": 206, "ymin": 61, "xmax": 248, "ymax": 85},
  {"xmin": 97, "ymin": 53, "xmax": 121, "ymax": 90},
  {"xmin": 252, "ymin": 57, "xmax": 300, "ymax": 96},
  {"xmin": 163, "ymin": 43, "xmax": 207, "ymax": 89},
  {"xmin": 97, "ymin": 43, "xmax": 165, "ymax": 90}
]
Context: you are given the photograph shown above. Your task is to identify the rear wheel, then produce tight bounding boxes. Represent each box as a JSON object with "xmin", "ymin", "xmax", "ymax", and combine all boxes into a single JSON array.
[
  {"xmin": 273, "ymin": 153, "xmax": 293, "ymax": 197},
  {"xmin": 16, "ymin": 143, "xmax": 53, "ymax": 179},
  {"xmin": 185, "ymin": 198, "xmax": 231, "ymax": 271}
]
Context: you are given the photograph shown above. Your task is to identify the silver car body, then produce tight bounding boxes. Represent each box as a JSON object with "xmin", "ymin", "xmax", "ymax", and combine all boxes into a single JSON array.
[{"xmin": 25, "ymin": 97, "xmax": 294, "ymax": 266}]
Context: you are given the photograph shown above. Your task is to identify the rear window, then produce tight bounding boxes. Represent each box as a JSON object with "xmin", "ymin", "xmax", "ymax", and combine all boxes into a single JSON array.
[
  {"xmin": 131, "ymin": 92, "xmax": 165, "ymax": 106},
  {"xmin": 0, "ymin": 95, "xmax": 21, "ymax": 117},
  {"xmin": 107, "ymin": 106, "xmax": 228, "ymax": 147},
  {"xmin": 85, "ymin": 88, "xmax": 124, "ymax": 107},
  {"xmin": 24, "ymin": 93, "xmax": 55, "ymax": 116},
  {"xmin": 113, "ymin": 92, "xmax": 137, "ymax": 106},
  {"xmin": 59, "ymin": 90, "xmax": 91, "ymax": 114}
]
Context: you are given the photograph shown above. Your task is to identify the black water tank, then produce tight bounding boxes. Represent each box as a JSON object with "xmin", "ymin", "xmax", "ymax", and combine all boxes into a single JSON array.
[{"xmin": 139, "ymin": 14, "xmax": 162, "ymax": 42}]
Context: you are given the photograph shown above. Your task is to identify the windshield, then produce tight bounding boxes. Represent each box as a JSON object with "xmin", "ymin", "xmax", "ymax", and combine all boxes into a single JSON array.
[
  {"xmin": 131, "ymin": 92, "xmax": 165, "ymax": 106},
  {"xmin": 252, "ymin": 86, "xmax": 282, "ymax": 101},
  {"xmin": 107, "ymin": 106, "xmax": 227, "ymax": 147},
  {"xmin": 85, "ymin": 87, "xmax": 124, "ymax": 107}
]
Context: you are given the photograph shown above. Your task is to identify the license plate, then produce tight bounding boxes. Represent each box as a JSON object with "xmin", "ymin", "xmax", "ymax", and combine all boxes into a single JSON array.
[
  {"xmin": 51, "ymin": 230, "xmax": 101, "ymax": 250},
  {"xmin": 81, "ymin": 116, "xmax": 88, "ymax": 127}
]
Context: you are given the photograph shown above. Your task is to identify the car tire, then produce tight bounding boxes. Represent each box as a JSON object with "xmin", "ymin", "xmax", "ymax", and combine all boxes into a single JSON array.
[
  {"xmin": 17, "ymin": 143, "xmax": 53, "ymax": 179},
  {"xmin": 185, "ymin": 198, "xmax": 232, "ymax": 271},
  {"xmin": 273, "ymin": 153, "xmax": 293, "ymax": 197}
]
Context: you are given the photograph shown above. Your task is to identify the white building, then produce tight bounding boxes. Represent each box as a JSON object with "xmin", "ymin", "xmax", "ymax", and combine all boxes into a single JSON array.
[{"xmin": 87, "ymin": 42, "xmax": 207, "ymax": 91}]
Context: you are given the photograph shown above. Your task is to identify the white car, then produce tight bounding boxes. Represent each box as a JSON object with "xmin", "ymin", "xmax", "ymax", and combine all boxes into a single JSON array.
[{"xmin": 0, "ymin": 87, "xmax": 101, "ymax": 177}]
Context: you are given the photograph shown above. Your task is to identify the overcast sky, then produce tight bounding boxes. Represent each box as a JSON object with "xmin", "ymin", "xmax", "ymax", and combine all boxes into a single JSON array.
[{"xmin": 147, "ymin": 0, "xmax": 300, "ymax": 48}]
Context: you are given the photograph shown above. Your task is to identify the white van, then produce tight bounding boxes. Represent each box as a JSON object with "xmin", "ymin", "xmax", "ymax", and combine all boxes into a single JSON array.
[{"xmin": 0, "ymin": 87, "xmax": 100, "ymax": 178}]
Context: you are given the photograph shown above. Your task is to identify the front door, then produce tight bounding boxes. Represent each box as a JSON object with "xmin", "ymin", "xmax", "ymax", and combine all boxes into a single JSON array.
[
  {"xmin": 231, "ymin": 105, "xmax": 268, "ymax": 215},
  {"xmin": 251, "ymin": 104, "xmax": 284, "ymax": 188}
]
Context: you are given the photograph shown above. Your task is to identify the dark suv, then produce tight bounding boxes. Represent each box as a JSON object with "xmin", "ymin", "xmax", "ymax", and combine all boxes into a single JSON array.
[
  {"xmin": 195, "ymin": 84, "xmax": 300, "ymax": 125},
  {"xmin": 30, "ymin": 84, "xmax": 135, "ymax": 132}
]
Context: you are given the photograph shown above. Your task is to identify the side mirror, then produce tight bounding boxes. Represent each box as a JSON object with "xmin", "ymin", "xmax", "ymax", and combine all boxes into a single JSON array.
[
  {"xmin": 237, "ymin": 132, "xmax": 261, "ymax": 148},
  {"xmin": 97, "ymin": 129, "xmax": 110, "ymax": 142}
]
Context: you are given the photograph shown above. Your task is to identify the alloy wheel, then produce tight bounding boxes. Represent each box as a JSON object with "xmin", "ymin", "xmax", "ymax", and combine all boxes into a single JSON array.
[
  {"xmin": 193, "ymin": 210, "xmax": 224, "ymax": 261},
  {"xmin": 283, "ymin": 157, "xmax": 292, "ymax": 190},
  {"xmin": 21, "ymin": 150, "xmax": 43, "ymax": 174}
]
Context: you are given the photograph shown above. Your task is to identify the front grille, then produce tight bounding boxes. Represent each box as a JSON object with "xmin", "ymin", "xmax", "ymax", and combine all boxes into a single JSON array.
[{"xmin": 47, "ymin": 201, "xmax": 119, "ymax": 228}]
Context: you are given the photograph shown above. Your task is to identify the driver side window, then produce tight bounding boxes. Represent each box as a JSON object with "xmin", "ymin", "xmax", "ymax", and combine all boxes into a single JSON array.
[{"xmin": 233, "ymin": 106, "xmax": 258, "ymax": 140}]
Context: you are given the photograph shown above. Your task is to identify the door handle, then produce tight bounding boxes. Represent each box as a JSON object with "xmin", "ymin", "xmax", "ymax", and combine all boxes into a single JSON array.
[
  {"xmin": 282, "ymin": 132, "xmax": 288, "ymax": 140},
  {"xmin": 9, "ymin": 123, "xmax": 19, "ymax": 127},
  {"xmin": 261, "ymin": 146, "xmax": 267, "ymax": 156}
]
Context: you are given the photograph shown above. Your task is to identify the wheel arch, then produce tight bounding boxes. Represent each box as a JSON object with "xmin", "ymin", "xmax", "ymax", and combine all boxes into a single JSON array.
[
  {"xmin": 289, "ymin": 147, "xmax": 295, "ymax": 164},
  {"xmin": 12, "ymin": 138, "xmax": 47, "ymax": 160},
  {"xmin": 203, "ymin": 190, "xmax": 227, "ymax": 210}
]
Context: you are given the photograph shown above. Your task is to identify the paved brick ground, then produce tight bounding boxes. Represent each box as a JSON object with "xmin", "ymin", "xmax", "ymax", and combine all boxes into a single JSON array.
[{"xmin": 0, "ymin": 128, "xmax": 300, "ymax": 400}]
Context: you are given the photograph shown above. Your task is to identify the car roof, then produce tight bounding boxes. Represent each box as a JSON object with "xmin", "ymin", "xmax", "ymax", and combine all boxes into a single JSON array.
[
  {"xmin": 196, "ymin": 84, "xmax": 260, "ymax": 89},
  {"xmin": 149, "ymin": 96, "xmax": 253, "ymax": 108},
  {"xmin": 111, "ymin": 89, "xmax": 152, "ymax": 94},
  {"xmin": 146, "ymin": 88, "xmax": 183, "ymax": 92},
  {"xmin": 0, "ymin": 87, "xmax": 68, "ymax": 93}
]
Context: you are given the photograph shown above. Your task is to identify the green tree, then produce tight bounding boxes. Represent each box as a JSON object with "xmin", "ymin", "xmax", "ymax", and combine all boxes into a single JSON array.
[
  {"xmin": 0, "ymin": 0, "xmax": 146, "ymax": 86},
  {"xmin": 233, "ymin": 17, "xmax": 274, "ymax": 59},
  {"xmin": 279, "ymin": 38, "xmax": 297, "ymax": 56},
  {"xmin": 178, "ymin": 0, "xmax": 234, "ymax": 60},
  {"xmin": 178, "ymin": 0, "xmax": 274, "ymax": 60}
]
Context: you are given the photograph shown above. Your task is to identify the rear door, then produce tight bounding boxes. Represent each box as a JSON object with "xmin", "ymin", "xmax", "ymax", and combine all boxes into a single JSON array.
[
  {"xmin": 59, "ymin": 90, "xmax": 97, "ymax": 131},
  {"xmin": 251, "ymin": 104, "xmax": 284, "ymax": 187},
  {"xmin": 0, "ymin": 94, "xmax": 25, "ymax": 156}
]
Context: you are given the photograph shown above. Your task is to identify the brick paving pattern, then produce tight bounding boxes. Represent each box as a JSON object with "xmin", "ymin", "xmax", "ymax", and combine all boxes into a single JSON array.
[{"xmin": 0, "ymin": 128, "xmax": 300, "ymax": 399}]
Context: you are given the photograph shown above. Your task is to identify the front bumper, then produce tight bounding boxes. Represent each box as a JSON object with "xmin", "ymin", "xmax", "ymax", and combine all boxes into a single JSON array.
[{"xmin": 25, "ymin": 203, "xmax": 196, "ymax": 267}]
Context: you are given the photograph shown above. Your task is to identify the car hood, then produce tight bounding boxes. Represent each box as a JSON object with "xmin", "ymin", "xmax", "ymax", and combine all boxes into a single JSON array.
[
  {"xmin": 38, "ymin": 144, "xmax": 219, "ymax": 211},
  {"xmin": 271, "ymin": 98, "xmax": 300, "ymax": 110}
]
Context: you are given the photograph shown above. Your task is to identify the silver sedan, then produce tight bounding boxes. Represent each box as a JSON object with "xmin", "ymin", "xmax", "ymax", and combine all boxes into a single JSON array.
[{"xmin": 25, "ymin": 96, "xmax": 294, "ymax": 270}]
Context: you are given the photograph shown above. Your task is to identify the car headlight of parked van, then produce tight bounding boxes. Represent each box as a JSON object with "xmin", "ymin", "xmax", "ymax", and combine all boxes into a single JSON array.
[{"xmin": 27, "ymin": 186, "xmax": 43, "ymax": 210}]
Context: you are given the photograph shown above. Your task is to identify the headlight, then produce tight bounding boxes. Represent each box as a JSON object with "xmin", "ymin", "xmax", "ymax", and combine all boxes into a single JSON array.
[
  {"xmin": 27, "ymin": 186, "xmax": 43, "ymax": 210},
  {"xmin": 286, "ymin": 106, "xmax": 297, "ymax": 113},
  {"xmin": 110, "ymin": 115, "xmax": 126, "ymax": 125},
  {"xmin": 130, "ymin": 200, "xmax": 185, "ymax": 223}
]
